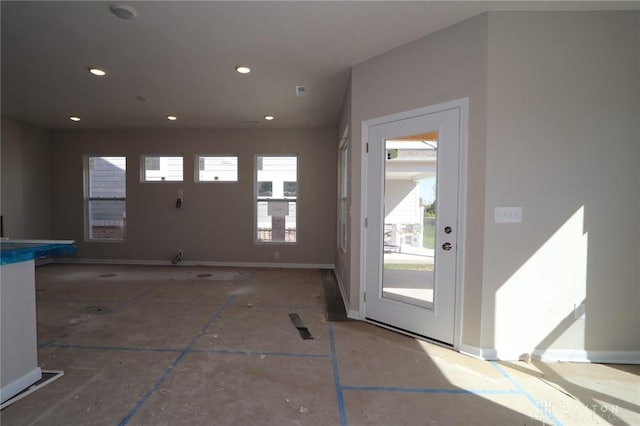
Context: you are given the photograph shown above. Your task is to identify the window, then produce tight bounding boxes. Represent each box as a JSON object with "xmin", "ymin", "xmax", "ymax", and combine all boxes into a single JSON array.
[
  {"xmin": 196, "ymin": 155, "xmax": 238, "ymax": 182},
  {"xmin": 256, "ymin": 155, "xmax": 297, "ymax": 243},
  {"xmin": 257, "ymin": 181, "xmax": 273, "ymax": 197},
  {"xmin": 338, "ymin": 131, "xmax": 349, "ymax": 252},
  {"xmin": 146, "ymin": 156, "xmax": 160, "ymax": 170},
  {"xmin": 85, "ymin": 156, "xmax": 126, "ymax": 241},
  {"xmin": 142, "ymin": 155, "xmax": 183, "ymax": 181},
  {"xmin": 283, "ymin": 181, "xmax": 298, "ymax": 197}
]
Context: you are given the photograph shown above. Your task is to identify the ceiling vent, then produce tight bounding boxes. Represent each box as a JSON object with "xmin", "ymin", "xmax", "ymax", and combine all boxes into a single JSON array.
[{"xmin": 295, "ymin": 85, "xmax": 307, "ymax": 97}]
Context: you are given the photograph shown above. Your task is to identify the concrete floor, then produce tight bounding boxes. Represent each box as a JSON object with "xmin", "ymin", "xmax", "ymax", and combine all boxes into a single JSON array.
[{"xmin": 1, "ymin": 264, "xmax": 638, "ymax": 425}]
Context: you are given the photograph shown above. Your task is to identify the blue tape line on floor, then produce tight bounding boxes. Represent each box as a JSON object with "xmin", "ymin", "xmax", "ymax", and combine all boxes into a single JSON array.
[
  {"xmin": 328, "ymin": 323, "xmax": 348, "ymax": 426},
  {"xmin": 42, "ymin": 342, "xmax": 330, "ymax": 358},
  {"xmin": 341, "ymin": 385, "xmax": 520, "ymax": 395},
  {"xmin": 48, "ymin": 343, "xmax": 181, "ymax": 353},
  {"xmin": 190, "ymin": 348, "xmax": 330, "ymax": 358},
  {"xmin": 491, "ymin": 362, "xmax": 564, "ymax": 426},
  {"xmin": 38, "ymin": 331, "xmax": 74, "ymax": 349},
  {"xmin": 119, "ymin": 295, "xmax": 236, "ymax": 426}
]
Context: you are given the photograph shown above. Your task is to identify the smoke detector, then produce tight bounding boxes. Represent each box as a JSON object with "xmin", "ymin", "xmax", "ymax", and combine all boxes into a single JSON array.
[
  {"xmin": 295, "ymin": 85, "xmax": 307, "ymax": 97},
  {"xmin": 110, "ymin": 4, "xmax": 138, "ymax": 20}
]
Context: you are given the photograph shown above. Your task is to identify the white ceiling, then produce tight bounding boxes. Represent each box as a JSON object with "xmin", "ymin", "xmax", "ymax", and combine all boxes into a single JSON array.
[{"xmin": 2, "ymin": 1, "xmax": 637, "ymax": 130}]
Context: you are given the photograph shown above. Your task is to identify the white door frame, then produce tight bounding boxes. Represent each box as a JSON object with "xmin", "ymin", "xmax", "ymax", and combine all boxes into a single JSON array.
[{"xmin": 360, "ymin": 98, "xmax": 468, "ymax": 350}]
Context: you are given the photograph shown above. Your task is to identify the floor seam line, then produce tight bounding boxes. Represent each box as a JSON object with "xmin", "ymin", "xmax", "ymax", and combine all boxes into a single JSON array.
[
  {"xmin": 189, "ymin": 349, "xmax": 331, "ymax": 358},
  {"xmin": 112, "ymin": 281, "xmax": 176, "ymax": 313},
  {"xmin": 118, "ymin": 295, "xmax": 236, "ymax": 426},
  {"xmin": 491, "ymin": 362, "xmax": 565, "ymax": 426},
  {"xmin": 341, "ymin": 385, "xmax": 520, "ymax": 395},
  {"xmin": 44, "ymin": 343, "xmax": 331, "ymax": 358},
  {"xmin": 328, "ymin": 323, "xmax": 348, "ymax": 426},
  {"xmin": 45, "ymin": 343, "xmax": 182, "ymax": 353}
]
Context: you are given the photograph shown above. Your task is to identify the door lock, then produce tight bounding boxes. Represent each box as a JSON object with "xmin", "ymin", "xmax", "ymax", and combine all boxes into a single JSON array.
[
  {"xmin": 444, "ymin": 226, "xmax": 452, "ymax": 234},
  {"xmin": 442, "ymin": 242, "xmax": 453, "ymax": 251}
]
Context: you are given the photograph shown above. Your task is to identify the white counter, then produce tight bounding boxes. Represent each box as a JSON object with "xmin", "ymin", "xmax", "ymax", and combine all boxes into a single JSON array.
[{"xmin": 0, "ymin": 239, "xmax": 76, "ymax": 404}]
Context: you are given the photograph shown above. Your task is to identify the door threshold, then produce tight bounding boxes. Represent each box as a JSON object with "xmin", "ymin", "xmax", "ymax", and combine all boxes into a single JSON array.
[{"xmin": 365, "ymin": 317, "xmax": 453, "ymax": 349}]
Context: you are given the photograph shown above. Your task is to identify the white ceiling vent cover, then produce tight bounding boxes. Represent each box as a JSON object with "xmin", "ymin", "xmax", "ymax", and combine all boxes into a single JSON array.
[{"xmin": 295, "ymin": 85, "xmax": 307, "ymax": 97}]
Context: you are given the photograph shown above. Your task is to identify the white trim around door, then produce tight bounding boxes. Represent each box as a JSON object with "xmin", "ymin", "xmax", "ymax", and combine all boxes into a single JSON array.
[{"xmin": 361, "ymin": 98, "xmax": 468, "ymax": 350}]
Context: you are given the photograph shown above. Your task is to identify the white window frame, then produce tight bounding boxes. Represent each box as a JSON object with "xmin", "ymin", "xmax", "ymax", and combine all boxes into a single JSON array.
[
  {"xmin": 195, "ymin": 154, "xmax": 239, "ymax": 182},
  {"xmin": 84, "ymin": 155, "xmax": 127, "ymax": 242},
  {"xmin": 338, "ymin": 129, "xmax": 349, "ymax": 253},
  {"xmin": 141, "ymin": 155, "xmax": 184, "ymax": 182},
  {"xmin": 254, "ymin": 154, "xmax": 298, "ymax": 244}
]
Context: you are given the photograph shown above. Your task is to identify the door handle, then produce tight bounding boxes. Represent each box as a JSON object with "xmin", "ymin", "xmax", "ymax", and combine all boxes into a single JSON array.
[{"xmin": 442, "ymin": 242, "xmax": 453, "ymax": 251}]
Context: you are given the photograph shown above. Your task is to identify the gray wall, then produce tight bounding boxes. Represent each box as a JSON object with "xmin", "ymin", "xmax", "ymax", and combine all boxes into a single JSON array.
[
  {"xmin": 51, "ymin": 128, "xmax": 337, "ymax": 266},
  {"xmin": 484, "ymin": 11, "xmax": 640, "ymax": 356},
  {"xmin": 1, "ymin": 116, "xmax": 52, "ymax": 239},
  {"xmin": 346, "ymin": 10, "xmax": 639, "ymax": 358},
  {"xmin": 350, "ymin": 14, "xmax": 489, "ymax": 346}
]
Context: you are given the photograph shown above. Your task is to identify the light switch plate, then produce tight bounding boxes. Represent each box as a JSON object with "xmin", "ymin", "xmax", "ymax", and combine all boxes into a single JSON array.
[{"xmin": 494, "ymin": 207, "xmax": 523, "ymax": 223}]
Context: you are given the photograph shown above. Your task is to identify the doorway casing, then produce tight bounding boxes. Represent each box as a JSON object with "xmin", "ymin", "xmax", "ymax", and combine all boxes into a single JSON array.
[{"xmin": 359, "ymin": 98, "xmax": 469, "ymax": 351}]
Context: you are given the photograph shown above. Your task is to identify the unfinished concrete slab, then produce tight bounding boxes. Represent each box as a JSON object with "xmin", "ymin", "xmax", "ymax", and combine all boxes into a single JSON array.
[
  {"xmin": 1, "ymin": 264, "xmax": 638, "ymax": 425},
  {"xmin": 128, "ymin": 353, "xmax": 338, "ymax": 425}
]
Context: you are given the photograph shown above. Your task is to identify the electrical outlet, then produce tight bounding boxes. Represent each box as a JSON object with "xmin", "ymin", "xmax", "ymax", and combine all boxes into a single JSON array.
[
  {"xmin": 494, "ymin": 207, "xmax": 523, "ymax": 223},
  {"xmin": 274, "ymin": 251, "xmax": 280, "ymax": 259}
]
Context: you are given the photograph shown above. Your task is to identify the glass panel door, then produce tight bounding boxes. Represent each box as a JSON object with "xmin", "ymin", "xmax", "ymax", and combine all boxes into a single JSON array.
[
  {"xmin": 382, "ymin": 132, "xmax": 438, "ymax": 309},
  {"xmin": 364, "ymin": 103, "xmax": 461, "ymax": 343}
]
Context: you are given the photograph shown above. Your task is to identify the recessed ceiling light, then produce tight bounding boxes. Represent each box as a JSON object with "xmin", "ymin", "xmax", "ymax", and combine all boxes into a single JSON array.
[
  {"xmin": 109, "ymin": 3, "xmax": 138, "ymax": 20},
  {"xmin": 235, "ymin": 66, "xmax": 251, "ymax": 74},
  {"xmin": 166, "ymin": 115, "xmax": 177, "ymax": 121},
  {"xmin": 88, "ymin": 67, "xmax": 106, "ymax": 76},
  {"xmin": 69, "ymin": 116, "xmax": 81, "ymax": 122},
  {"xmin": 264, "ymin": 115, "xmax": 275, "ymax": 121}
]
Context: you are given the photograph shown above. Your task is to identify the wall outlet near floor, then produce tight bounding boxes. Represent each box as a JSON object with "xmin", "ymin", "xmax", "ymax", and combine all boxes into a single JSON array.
[{"xmin": 274, "ymin": 251, "xmax": 280, "ymax": 259}]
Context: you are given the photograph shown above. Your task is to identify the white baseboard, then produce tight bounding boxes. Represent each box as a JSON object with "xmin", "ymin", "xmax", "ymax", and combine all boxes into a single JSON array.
[
  {"xmin": 459, "ymin": 343, "xmax": 491, "ymax": 360},
  {"xmin": 533, "ymin": 349, "xmax": 640, "ymax": 364},
  {"xmin": 459, "ymin": 344, "xmax": 640, "ymax": 364},
  {"xmin": 55, "ymin": 258, "xmax": 334, "ymax": 270},
  {"xmin": 348, "ymin": 309, "xmax": 362, "ymax": 320}
]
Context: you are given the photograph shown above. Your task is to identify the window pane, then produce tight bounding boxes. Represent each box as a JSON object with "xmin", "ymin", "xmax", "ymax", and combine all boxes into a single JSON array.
[
  {"xmin": 256, "ymin": 156, "xmax": 297, "ymax": 198},
  {"xmin": 339, "ymin": 143, "xmax": 348, "ymax": 252},
  {"xmin": 87, "ymin": 156, "xmax": 126, "ymax": 241},
  {"xmin": 340, "ymin": 144, "xmax": 348, "ymax": 198},
  {"xmin": 283, "ymin": 181, "xmax": 297, "ymax": 197},
  {"xmin": 256, "ymin": 156, "xmax": 297, "ymax": 243},
  {"xmin": 89, "ymin": 156, "xmax": 126, "ymax": 198},
  {"xmin": 256, "ymin": 201, "xmax": 297, "ymax": 242},
  {"xmin": 258, "ymin": 181, "xmax": 273, "ymax": 197},
  {"xmin": 197, "ymin": 156, "xmax": 238, "ymax": 182},
  {"xmin": 143, "ymin": 156, "xmax": 183, "ymax": 181},
  {"xmin": 146, "ymin": 157, "xmax": 160, "ymax": 171},
  {"xmin": 88, "ymin": 200, "xmax": 126, "ymax": 240}
]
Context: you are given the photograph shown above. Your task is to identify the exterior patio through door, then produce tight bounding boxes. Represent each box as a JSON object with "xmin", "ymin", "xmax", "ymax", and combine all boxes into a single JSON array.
[{"xmin": 363, "ymin": 100, "xmax": 466, "ymax": 345}]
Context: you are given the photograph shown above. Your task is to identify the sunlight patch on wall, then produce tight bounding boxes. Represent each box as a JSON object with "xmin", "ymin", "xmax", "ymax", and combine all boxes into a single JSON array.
[{"xmin": 495, "ymin": 206, "xmax": 588, "ymax": 356}]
